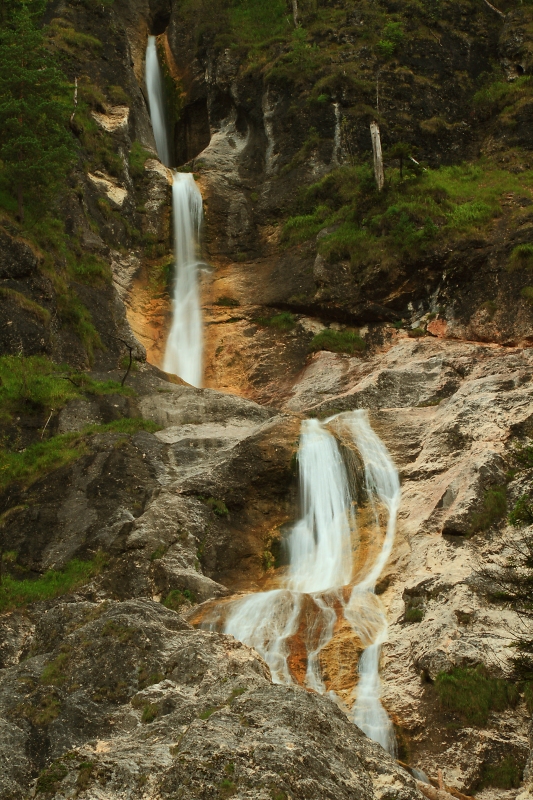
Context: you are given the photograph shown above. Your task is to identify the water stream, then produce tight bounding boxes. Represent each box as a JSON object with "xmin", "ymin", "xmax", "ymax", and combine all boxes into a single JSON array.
[
  {"xmin": 145, "ymin": 36, "xmax": 204, "ymax": 386},
  {"xmin": 204, "ymin": 410, "xmax": 400, "ymax": 755}
]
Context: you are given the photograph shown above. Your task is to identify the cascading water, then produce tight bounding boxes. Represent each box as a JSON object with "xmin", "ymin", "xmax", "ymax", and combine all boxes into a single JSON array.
[
  {"xmin": 204, "ymin": 410, "xmax": 400, "ymax": 755},
  {"xmin": 162, "ymin": 174, "xmax": 204, "ymax": 387},
  {"xmin": 144, "ymin": 36, "xmax": 204, "ymax": 386},
  {"xmin": 145, "ymin": 36, "xmax": 171, "ymax": 168}
]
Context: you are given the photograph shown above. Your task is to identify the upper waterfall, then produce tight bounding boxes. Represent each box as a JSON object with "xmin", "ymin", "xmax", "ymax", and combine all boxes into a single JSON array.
[
  {"xmin": 144, "ymin": 35, "xmax": 205, "ymax": 387},
  {"xmin": 145, "ymin": 36, "xmax": 171, "ymax": 167}
]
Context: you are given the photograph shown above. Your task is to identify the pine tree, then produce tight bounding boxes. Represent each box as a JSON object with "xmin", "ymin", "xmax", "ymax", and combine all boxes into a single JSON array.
[{"xmin": 0, "ymin": 2, "xmax": 75, "ymax": 222}]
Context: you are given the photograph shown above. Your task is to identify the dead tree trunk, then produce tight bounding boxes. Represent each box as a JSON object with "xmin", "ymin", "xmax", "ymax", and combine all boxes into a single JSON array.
[
  {"xmin": 292, "ymin": 0, "xmax": 299, "ymax": 26},
  {"xmin": 370, "ymin": 121, "xmax": 384, "ymax": 192}
]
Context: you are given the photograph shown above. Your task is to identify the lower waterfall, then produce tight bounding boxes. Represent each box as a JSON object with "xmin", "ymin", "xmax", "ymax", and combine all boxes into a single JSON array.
[{"xmin": 204, "ymin": 409, "xmax": 400, "ymax": 755}]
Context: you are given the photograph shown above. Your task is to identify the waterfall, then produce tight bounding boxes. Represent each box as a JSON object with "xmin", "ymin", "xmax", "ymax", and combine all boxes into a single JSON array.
[
  {"xmin": 145, "ymin": 36, "xmax": 171, "ymax": 168},
  {"xmin": 163, "ymin": 173, "xmax": 204, "ymax": 387},
  {"xmin": 208, "ymin": 410, "xmax": 400, "ymax": 755},
  {"xmin": 144, "ymin": 36, "xmax": 204, "ymax": 387}
]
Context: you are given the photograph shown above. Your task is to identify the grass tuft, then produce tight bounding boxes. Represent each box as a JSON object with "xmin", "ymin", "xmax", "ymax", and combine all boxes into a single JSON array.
[
  {"xmin": 0, "ymin": 553, "xmax": 106, "ymax": 614},
  {"xmin": 309, "ymin": 329, "xmax": 365, "ymax": 355}
]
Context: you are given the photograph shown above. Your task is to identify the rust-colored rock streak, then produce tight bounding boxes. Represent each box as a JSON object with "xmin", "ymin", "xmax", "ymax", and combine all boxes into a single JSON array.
[{"xmin": 198, "ymin": 409, "xmax": 401, "ymax": 755}]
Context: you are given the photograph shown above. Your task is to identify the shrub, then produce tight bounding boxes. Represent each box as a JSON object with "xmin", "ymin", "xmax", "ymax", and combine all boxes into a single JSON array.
[
  {"xmin": 405, "ymin": 607, "xmax": 424, "ymax": 623},
  {"xmin": 309, "ymin": 329, "xmax": 365, "ymax": 355},
  {"xmin": 162, "ymin": 589, "xmax": 195, "ymax": 611},
  {"xmin": 469, "ymin": 486, "xmax": 507, "ymax": 534},
  {"xmin": 479, "ymin": 756, "xmax": 524, "ymax": 790},
  {"xmin": 434, "ymin": 666, "xmax": 518, "ymax": 726},
  {"xmin": 509, "ymin": 495, "xmax": 533, "ymax": 527}
]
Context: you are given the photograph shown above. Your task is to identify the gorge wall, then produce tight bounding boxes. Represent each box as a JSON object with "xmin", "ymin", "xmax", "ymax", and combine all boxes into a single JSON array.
[{"xmin": 2, "ymin": 0, "xmax": 533, "ymax": 798}]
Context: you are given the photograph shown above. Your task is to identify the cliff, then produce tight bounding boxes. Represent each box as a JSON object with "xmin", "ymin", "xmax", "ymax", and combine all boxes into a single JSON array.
[{"xmin": 1, "ymin": 0, "xmax": 533, "ymax": 798}]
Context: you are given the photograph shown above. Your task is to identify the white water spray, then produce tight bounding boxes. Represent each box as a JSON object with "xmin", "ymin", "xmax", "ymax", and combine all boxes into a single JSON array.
[
  {"xmin": 145, "ymin": 36, "xmax": 205, "ymax": 386},
  {"xmin": 210, "ymin": 410, "xmax": 400, "ymax": 754}
]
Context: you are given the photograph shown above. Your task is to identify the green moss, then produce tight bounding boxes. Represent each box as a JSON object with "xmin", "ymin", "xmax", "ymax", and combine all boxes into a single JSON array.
[
  {"xmin": 469, "ymin": 486, "xmax": 507, "ymax": 534},
  {"xmin": 405, "ymin": 607, "xmax": 424, "ymax": 623},
  {"xmin": 0, "ymin": 554, "xmax": 106, "ymax": 614},
  {"xmin": 309, "ymin": 329, "xmax": 366, "ymax": 355},
  {"xmin": 434, "ymin": 666, "xmax": 518, "ymax": 726}
]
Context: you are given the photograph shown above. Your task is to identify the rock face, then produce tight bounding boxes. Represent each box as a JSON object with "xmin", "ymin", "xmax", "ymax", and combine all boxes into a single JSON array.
[{"xmin": 0, "ymin": 598, "xmax": 421, "ymax": 800}]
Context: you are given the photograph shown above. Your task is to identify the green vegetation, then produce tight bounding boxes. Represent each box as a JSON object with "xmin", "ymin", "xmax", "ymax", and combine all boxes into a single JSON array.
[
  {"xmin": 35, "ymin": 761, "xmax": 68, "ymax": 795},
  {"xmin": 41, "ymin": 647, "xmax": 72, "ymax": 686},
  {"xmin": 162, "ymin": 588, "xmax": 196, "ymax": 610},
  {"xmin": 0, "ymin": 3, "xmax": 75, "ymax": 221},
  {"xmin": 309, "ymin": 328, "xmax": 365, "ymax": 355},
  {"xmin": 202, "ymin": 497, "xmax": 229, "ymax": 517},
  {"xmin": 509, "ymin": 495, "xmax": 533, "ymax": 527},
  {"xmin": 479, "ymin": 756, "xmax": 524, "ymax": 790},
  {"xmin": 215, "ymin": 296, "xmax": 240, "ymax": 307},
  {"xmin": 284, "ymin": 161, "xmax": 533, "ymax": 271},
  {"xmin": 141, "ymin": 703, "xmax": 159, "ymax": 724},
  {"xmin": 0, "ymin": 288, "xmax": 50, "ymax": 324},
  {"xmin": 129, "ymin": 140, "xmax": 153, "ymax": 179},
  {"xmin": 434, "ymin": 666, "xmax": 518, "ymax": 726},
  {"xmin": 0, "ymin": 554, "xmax": 106, "ymax": 614},
  {"xmin": 404, "ymin": 607, "xmax": 424, "ymax": 623},
  {"xmin": 219, "ymin": 777, "xmax": 237, "ymax": 798},
  {"xmin": 254, "ymin": 312, "xmax": 296, "ymax": 330},
  {"xmin": 199, "ymin": 706, "xmax": 218, "ymax": 719},
  {"xmin": 521, "ymin": 286, "xmax": 533, "ymax": 305},
  {"xmin": 0, "ymin": 418, "xmax": 160, "ymax": 491},
  {"xmin": 377, "ymin": 21, "xmax": 404, "ymax": 59},
  {"xmin": 0, "ymin": 355, "xmax": 131, "ymax": 421},
  {"xmin": 508, "ymin": 243, "xmax": 533, "ymax": 272},
  {"xmin": 468, "ymin": 485, "xmax": 507, "ymax": 534}
]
